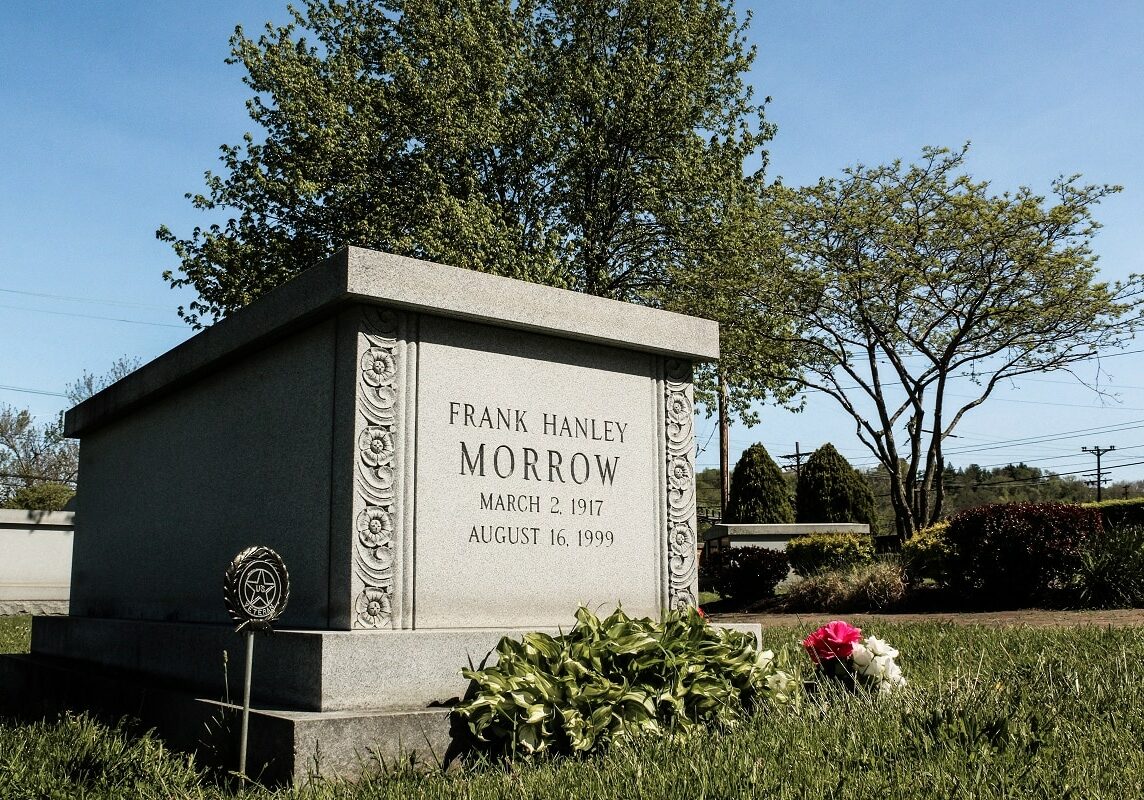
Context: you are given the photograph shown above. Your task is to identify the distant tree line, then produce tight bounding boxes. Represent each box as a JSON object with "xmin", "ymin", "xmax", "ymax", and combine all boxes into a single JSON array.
[
  {"xmin": 1, "ymin": 358, "xmax": 139, "ymax": 511},
  {"xmin": 701, "ymin": 454, "xmax": 1138, "ymax": 537}
]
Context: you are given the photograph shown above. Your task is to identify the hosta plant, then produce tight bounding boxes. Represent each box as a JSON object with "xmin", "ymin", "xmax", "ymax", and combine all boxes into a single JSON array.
[{"xmin": 455, "ymin": 606, "xmax": 796, "ymax": 757}]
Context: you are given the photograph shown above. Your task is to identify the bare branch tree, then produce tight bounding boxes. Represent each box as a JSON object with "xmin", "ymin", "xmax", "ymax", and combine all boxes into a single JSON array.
[{"xmin": 771, "ymin": 145, "xmax": 1144, "ymax": 538}]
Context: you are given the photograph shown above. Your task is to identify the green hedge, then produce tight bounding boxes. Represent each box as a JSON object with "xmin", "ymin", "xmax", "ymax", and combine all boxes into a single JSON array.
[
  {"xmin": 699, "ymin": 547, "xmax": 789, "ymax": 603},
  {"xmin": 786, "ymin": 531, "xmax": 874, "ymax": 577},
  {"xmin": 943, "ymin": 502, "xmax": 1101, "ymax": 607},
  {"xmin": 902, "ymin": 521, "xmax": 952, "ymax": 584},
  {"xmin": 1083, "ymin": 497, "xmax": 1144, "ymax": 530}
]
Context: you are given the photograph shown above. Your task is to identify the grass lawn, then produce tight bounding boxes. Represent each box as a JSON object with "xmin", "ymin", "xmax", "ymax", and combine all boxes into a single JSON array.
[
  {"xmin": 0, "ymin": 615, "xmax": 29, "ymax": 655},
  {"xmin": 2, "ymin": 615, "xmax": 1143, "ymax": 798}
]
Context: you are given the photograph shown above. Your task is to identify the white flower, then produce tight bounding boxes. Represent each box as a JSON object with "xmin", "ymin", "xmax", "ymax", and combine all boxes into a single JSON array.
[
  {"xmin": 871, "ymin": 660, "xmax": 906, "ymax": 694},
  {"xmin": 851, "ymin": 642, "xmax": 874, "ymax": 670},
  {"xmin": 840, "ymin": 633, "xmax": 905, "ymax": 694},
  {"xmin": 864, "ymin": 636, "xmax": 899, "ymax": 659}
]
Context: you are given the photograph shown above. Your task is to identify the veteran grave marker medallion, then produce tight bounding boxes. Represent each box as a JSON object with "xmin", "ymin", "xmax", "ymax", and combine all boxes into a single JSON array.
[{"xmin": 225, "ymin": 546, "xmax": 290, "ymax": 631}]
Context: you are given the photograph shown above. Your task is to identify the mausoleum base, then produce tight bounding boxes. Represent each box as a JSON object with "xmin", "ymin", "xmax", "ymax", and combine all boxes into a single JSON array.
[
  {"xmin": 0, "ymin": 652, "xmax": 456, "ymax": 785},
  {"xmin": 8, "ymin": 616, "xmax": 763, "ymax": 784},
  {"xmin": 31, "ymin": 617, "xmax": 764, "ymax": 712},
  {"xmin": 31, "ymin": 616, "xmax": 549, "ymax": 711}
]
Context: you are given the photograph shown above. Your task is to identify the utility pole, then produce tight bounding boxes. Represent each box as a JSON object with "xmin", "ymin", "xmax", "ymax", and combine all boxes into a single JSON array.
[
  {"xmin": 718, "ymin": 373, "xmax": 730, "ymax": 519},
  {"xmin": 1082, "ymin": 446, "xmax": 1116, "ymax": 501},
  {"xmin": 780, "ymin": 442, "xmax": 804, "ymax": 478}
]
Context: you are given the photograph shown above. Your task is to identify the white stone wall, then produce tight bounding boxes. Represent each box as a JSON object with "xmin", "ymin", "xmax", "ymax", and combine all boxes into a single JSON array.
[{"xmin": 0, "ymin": 509, "xmax": 73, "ymax": 615}]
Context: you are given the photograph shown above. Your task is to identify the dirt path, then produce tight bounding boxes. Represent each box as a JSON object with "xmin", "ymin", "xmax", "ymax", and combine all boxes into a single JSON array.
[{"xmin": 711, "ymin": 608, "xmax": 1144, "ymax": 628}]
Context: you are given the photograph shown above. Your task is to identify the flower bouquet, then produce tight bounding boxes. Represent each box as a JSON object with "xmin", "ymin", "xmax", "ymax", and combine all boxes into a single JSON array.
[{"xmin": 802, "ymin": 620, "xmax": 906, "ymax": 694}]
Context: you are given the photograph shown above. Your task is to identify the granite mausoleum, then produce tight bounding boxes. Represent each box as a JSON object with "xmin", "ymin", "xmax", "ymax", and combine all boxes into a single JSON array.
[{"xmin": 5, "ymin": 247, "xmax": 723, "ymax": 780}]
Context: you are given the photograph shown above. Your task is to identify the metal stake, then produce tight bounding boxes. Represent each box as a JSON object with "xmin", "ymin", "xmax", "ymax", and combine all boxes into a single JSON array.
[{"xmin": 238, "ymin": 628, "xmax": 254, "ymax": 777}]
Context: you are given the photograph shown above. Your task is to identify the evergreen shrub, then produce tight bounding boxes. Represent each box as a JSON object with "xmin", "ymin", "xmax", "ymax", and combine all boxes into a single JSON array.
[
  {"xmin": 700, "ymin": 547, "xmax": 789, "ymax": 603},
  {"xmin": 725, "ymin": 444, "xmax": 793, "ymax": 524},
  {"xmin": 786, "ymin": 531, "xmax": 875, "ymax": 577},
  {"xmin": 943, "ymin": 502, "xmax": 1101, "ymax": 607},
  {"xmin": 902, "ymin": 521, "xmax": 952, "ymax": 583},
  {"xmin": 795, "ymin": 444, "xmax": 878, "ymax": 533}
]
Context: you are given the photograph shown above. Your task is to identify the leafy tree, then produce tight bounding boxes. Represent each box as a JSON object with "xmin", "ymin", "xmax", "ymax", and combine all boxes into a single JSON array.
[
  {"xmin": 0, "ymin": 357, "xmax": 141, "ymax": 507},
  {"xmin": 155, "ymin": 0, "xmax": 753, "ymax": 307},
  {"xmin": 1107, "ymin": 479, "xmax": 1144, "ymax": 501},
  {"xmin": 942, "ymin": 463, "xmax": 1090, "ymax": 514},
  {"xmin": 64, "ymin": 356, "xmax": 141, "ymax": 405},
  {"xmin": 772, "ymin": 145, "xmax": 1143, "ymax": 538},
  {"xmin": 665, "ymin": 198, "xmax": 806, "ymax": 421},
  {"xmin": 0, "ymin": 407, "xmax": 77, "ymax": 506},
  {"xmin": 157, "ymin": 0, "xmax": 799, "ymax": 422},
  {"xmin": 695, "ymin": 468, "xmax": 722, "ymax": 511},
  {"xmin": 1, "ymin": 482, "xmax": 75, "ymax": 512},
  {"xmin": 796, "ymin": 443, "xmax": 878, "ymax": 533},
  {"xmin": 867, "ymin": 461, "xmax": 1096, "ymax": 527},
  {"xmin": 725, "ymin": 443, "xmax": 793, "ymax": 524}
]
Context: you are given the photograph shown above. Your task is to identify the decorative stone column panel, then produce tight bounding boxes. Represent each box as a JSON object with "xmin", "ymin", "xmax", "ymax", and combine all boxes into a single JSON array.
[
  {"xmin": 351, "ymin": 308, "xmax": 402, "ymax": 629},
  {"xmin": 664, "ymin": 359, "xmax": 698, "ymax": 610}
]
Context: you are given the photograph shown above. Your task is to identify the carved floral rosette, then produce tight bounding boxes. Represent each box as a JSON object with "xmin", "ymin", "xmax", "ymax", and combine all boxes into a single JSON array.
[
  {"xmin": 353, "ymin": 309, "xmax": 399, "ymax": 629},
  {"xmin": 664, "ymin": 359, "xmax": 698, "ymax": 610}
]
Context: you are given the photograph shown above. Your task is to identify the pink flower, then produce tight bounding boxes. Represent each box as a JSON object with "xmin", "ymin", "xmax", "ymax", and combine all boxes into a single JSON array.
[{"xmin": 802, "ymin": 621, "xmax": 863, "ymax": 665}]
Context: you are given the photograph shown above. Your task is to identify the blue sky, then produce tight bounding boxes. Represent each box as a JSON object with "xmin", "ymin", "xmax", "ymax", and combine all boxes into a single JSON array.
[{"xmin": 3, "ymin": 1, "xmax": 1143, "ymax": 485}]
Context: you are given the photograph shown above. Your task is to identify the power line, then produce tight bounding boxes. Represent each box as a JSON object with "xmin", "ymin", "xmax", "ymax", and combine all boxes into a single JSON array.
[
  {"xmin": 871, "ymin": 458, "xmax": 1144, "ymax": 498},
  {"xmin": 941, "ymin": 419, "xmax": 1144, "ymax": 457},
  {"xmin": 756, "ymin": 412, "xmax": 1144, "ymax": 471},
  {"xmin": 0, "ymin": 287, "xmax": 170, "ymax": 310},
  {"xmin": 0, "ymin": 303, "xmax": 185, "ymax": 328},
  {"xmin": 739, "ymin": 412, "xmax": 1144, "ymax": 459},
  {"xmin": 694, "ymin": 422, "xmax": 718, "ymax": 457},
  {"xmin": 844, "ymin": 421, "xmax": 1144, "ymax": 470},
  {"xmin": 1015, "ymin": 375, "xmax": 1144, "ymax": 391},
  {"xmin": 944, "ymin": 392, "xmax": 1144, "ymax": 412},
  {"xmin": 966, "ymin": 458, "xmax": 1144, "ymax": 488},
  {"xmin": 0, "ymin": 384, "xmax": 68, "ymax": 398}
]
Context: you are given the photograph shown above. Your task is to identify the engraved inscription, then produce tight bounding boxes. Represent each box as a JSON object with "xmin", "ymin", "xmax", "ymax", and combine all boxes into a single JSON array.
[
  {"xmin": 413, "ymin": 317, "xmax": 674, "ymax": 628},
  {"xmin": 449, "ymin": 401, "xmax": 629, "ymax": 552}
]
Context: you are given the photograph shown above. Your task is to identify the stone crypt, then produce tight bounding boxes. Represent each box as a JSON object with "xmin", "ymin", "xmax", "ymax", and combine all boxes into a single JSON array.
[{"xmin": 2, "ymin": 246, "xmax": 733, "ymax": 782}]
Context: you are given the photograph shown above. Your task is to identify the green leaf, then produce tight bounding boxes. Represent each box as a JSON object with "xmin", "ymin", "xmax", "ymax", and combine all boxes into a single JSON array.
[{"xmin": 453, "ymin": 605, "xmax": 795, "ymax": 758}]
